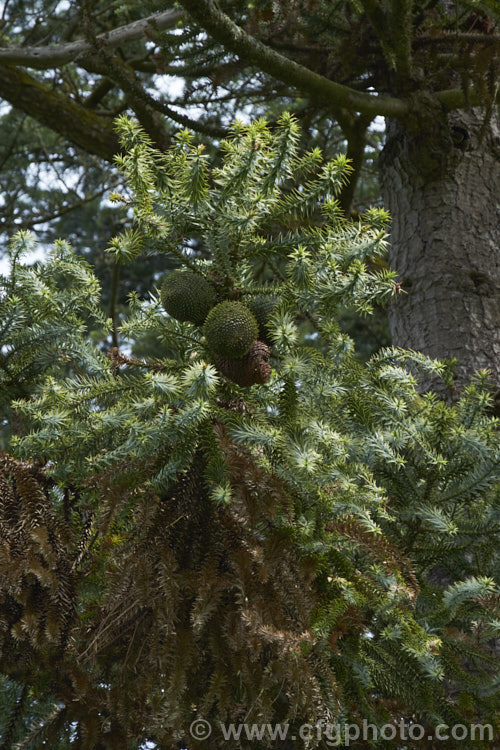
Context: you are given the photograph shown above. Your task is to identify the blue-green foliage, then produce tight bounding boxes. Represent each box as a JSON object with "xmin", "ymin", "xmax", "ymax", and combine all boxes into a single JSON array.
[{"xmin": 0, "ymin": 233, "xmax": 108, "ymax": 448}]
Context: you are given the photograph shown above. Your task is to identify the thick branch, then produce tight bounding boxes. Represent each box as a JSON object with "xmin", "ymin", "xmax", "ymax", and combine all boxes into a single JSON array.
[
  {"xmin": 83, "ymin": 50, "xmax": 226, "ymax": 141},
  {"xmin": 436, "ymin": 87, "xmax": 498, "ymax": 110},
  {"xmin": 358, "ymin": 0, "xmax": 392, "ymax": 55},
  {"xmin": 179, "ymin": 0, "xmax": 494, "ymax": 116},
  {"xmin": 84, "ymin": 78, "xmax": 115, "ymax": 108},
  {"xmin": 178, "ymin": 0, "xmax": 408, "ymax": 118},
  {"xmin": 0, "ymin": 65, "xmax": 121, "ymax": 161},
  {"xmin": 84, "ymin": 54, "xmax": 172, "ymax": 151},
  {"xmin": 390, "ymin": 0, "xmax": 413, "ymax": 81},
  {"xmin": 0, "ymin": 8, "xmax": 183, "ymax": 69},
  {"xmin": 414, "ymin": 32, "xmax": 500, "ymax": 46}
]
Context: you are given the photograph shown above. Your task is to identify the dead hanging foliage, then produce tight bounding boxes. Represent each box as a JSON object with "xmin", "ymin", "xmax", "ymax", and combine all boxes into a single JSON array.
[
  {"xmin": 0, "ymin": 452, "xmax": 77, "ymax": 675},
  {"xmin": 0, "ymin": 437, "xmax": 381, "ymax": 748},
  {"xmin": 0, "ymin": 441, "xmax": 423, "ymax": 749},
  {"xmin": 73, "ymin": 425, "xmax": 339, "ymax": 748},
  {"xmin": 0, "ymin": 453, "xmax": 128, "ymax": 749}
]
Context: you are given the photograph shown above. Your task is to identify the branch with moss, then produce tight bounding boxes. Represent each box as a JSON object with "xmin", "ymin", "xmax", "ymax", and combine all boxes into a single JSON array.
[
  {"xmin": 358, "ymin": 0, "xmax": 393, "ymax": 61},
  {"xmin": 178, "ymin": 0, "xmax": 496, "ymax": 116},
  {"xmin": 390, "ymin": 0, "xmax": 414, "ymax": 82},
  {"xmin": 178, "ymin": 0, "xmax": 405, "ymax": 119},
  {"xmin": 83, "ymin": 53, "xmax": 173, "ymax": 152},
  {"xmin": 0, "ymin": 65, "xmax": 121, "ymax": 161},
  {"xmin": 413, "ymin": 32, "xmax": 500, "ymax": 46},
  {"xmin": 94, "ymin": 53, "xmax": 227, "ymax": 138}
]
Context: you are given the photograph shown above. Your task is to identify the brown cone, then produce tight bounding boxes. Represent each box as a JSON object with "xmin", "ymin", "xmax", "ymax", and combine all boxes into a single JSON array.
[{"xmin": 215, "ymin": 341, "xmax": 271, "ymax": 387}]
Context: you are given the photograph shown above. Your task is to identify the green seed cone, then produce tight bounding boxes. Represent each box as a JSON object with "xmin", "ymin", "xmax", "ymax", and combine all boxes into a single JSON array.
[
  {"xmin": 203, "ymin": 301, "xmax": 259, "ymax": 358},
  {"xmin": 160, "ymin": 270, "xmax": 216, "ymax": 326}
]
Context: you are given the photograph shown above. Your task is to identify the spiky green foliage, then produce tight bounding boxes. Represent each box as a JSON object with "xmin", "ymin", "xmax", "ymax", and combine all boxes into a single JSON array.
[
  {"xmin": 0, "ymin": 232, "xmax": 108, "ymax": 449},
  {"xmin": 0, "ymin": 116, "xmax": 499, "ymax": 749},
  {"xmin": 247, "ymin": 294, "xmax": 279, "ymax": 345}
]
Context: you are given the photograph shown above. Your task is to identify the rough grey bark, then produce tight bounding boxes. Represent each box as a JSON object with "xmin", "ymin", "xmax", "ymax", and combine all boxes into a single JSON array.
[{"xmin": 380, "ymin": 106, "xmax": 500, "ymax": 396}]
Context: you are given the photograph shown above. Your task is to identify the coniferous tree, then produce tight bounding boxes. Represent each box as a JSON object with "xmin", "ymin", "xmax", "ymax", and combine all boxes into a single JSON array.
[
  {"xmin": 0, "ymin": 115, "xmax": 499, "ymax": 748},
  {"xmin": 0, "ymin": 0, "xmax": 497, "ymax": 390}
]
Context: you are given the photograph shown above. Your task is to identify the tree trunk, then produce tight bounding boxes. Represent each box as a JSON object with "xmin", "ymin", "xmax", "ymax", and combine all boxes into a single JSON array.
[{"xmin": 379, "ymin": 105, "xmax": 500, "ymax": 398}]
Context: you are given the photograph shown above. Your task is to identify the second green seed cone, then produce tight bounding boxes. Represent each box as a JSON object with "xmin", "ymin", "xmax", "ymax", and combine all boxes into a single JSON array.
[{"xmin": 203, "ymin": 301, "xmax": 259, "ymax": 358}]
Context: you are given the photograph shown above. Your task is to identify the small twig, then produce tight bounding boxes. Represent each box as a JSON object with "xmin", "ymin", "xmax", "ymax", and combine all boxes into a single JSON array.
[
  {"xmin": 109, "ymin": 260, "xmax": 120, "ymax": 348},
  {"xmin": 414, "ymin": 32, "xmax": 500, "ymax": 46},
  {"xmin": 78, "ymin": 598, "xmax": 141, "ymax": 661}
]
